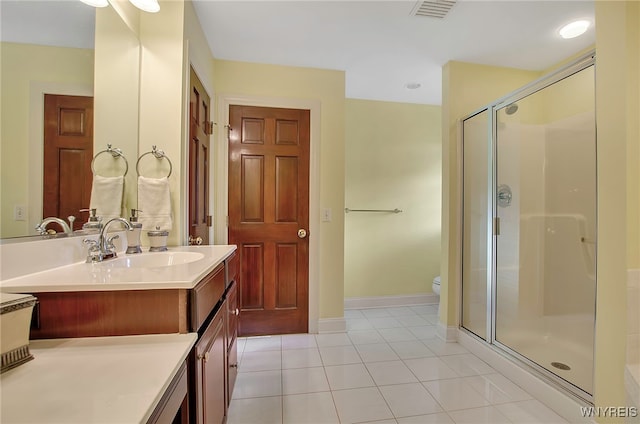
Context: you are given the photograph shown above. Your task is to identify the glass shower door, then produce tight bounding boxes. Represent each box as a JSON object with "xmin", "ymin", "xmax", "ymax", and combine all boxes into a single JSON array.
[
  {"xmin": 461, "ymin": 110, "xmax": 490, "ymax": 339},
  {"xmin": 494, "ymin": 65, "xmax": 597, "ymax": 396}
]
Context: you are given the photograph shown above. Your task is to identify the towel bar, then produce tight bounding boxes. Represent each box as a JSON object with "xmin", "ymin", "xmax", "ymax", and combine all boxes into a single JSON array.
[{"xmin": 345, "ymin": 208, "xmax": 403, "ymax": 214}]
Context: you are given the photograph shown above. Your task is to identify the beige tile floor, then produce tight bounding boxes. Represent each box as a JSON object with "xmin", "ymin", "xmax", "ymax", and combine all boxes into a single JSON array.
[{"xmin": 227, "ymin": 305, "xmax": 569, "ymax": 424}]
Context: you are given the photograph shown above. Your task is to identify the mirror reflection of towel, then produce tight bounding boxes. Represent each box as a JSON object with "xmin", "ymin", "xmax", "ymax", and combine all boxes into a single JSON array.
[
  {"xmin": 138, "ymin": 176, "xmax": 172, "ymax": 230},
  {"xmin": 90, "ymin": 175, "xmax": 124, "ymax": 222}
]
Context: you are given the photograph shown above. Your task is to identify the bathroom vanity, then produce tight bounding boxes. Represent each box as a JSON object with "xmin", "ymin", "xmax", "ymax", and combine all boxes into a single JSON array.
[
  {"xmin": 1, "ymin": 333, "xmax": 197, "ymax": 423},
  {"xmin": 0, "ymin": 243, "xmax": 238, "ymax": 424}
]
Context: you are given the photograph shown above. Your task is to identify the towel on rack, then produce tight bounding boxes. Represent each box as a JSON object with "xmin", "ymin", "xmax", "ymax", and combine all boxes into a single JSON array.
[
  {"xmin": 90, "ymin": 175, "xmax": 124, "ymax": 222},
  {"xmin": 138, "ymin": 176, "xmax": 172, "ymax": 230}
]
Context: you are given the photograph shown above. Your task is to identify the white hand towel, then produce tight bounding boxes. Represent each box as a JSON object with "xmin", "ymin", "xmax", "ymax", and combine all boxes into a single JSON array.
[
  {"xmin": 138, "ymin": 176, "xmax": 172, "ymax": 230},
  {"xmin": 90, "ymin": 175, "xmax": 124, "ymax": 222}
]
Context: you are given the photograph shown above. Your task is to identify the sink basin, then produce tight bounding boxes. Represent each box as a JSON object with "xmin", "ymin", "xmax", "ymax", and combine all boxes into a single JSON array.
[{"xmin": 100, "ymin": 251, "xmax": 205, "ymax": 269}]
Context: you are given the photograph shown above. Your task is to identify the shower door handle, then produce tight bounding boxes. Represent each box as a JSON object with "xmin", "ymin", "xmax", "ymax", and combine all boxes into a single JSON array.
[{"xmin": 497, "ymin": 184, "xmax": 512, "ymax": 207}]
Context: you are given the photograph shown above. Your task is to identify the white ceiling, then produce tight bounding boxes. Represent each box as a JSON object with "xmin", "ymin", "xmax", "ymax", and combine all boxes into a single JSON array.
[
  {"xmin": 0, "ymin": 1, "xmax": 95, "ymax": 49},
  {"xmin": 193, "ymin": 0, "xmax": 595, "ymax": 105},
  {"xmin": 0, "ymin": 1, "xmax": 595, "ymax": 105}
]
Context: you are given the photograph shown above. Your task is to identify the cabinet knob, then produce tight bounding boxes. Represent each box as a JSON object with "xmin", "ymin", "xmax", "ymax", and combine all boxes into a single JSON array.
[
  {"xmin": 230, "ymin": 363, "xmax": 238, "ymax": 368},
  {"xmin": 235, "ymin": 308, "xmax": 240, "ymax": 316}
]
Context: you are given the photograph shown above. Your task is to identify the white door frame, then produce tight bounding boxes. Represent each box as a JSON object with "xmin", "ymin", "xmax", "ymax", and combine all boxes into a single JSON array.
[{"xmin": 215, "ymin": 94, "xmax": 321, "ymax": 333}]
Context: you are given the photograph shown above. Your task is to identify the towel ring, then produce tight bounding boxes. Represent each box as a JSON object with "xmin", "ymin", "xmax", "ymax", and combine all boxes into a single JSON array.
[
  {"xmin": 91, "ymin": 144, "xmax": 129, "ymax": 177},
  {"xmin": 136, "ymin": 145, "xmax": 173, "ymax": 178}
]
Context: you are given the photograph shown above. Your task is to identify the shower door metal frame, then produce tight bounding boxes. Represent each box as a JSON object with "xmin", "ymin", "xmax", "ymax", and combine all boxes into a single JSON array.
[{"xmin": 459, "ymin": 50, "xmax": 597, "ymax": 404}]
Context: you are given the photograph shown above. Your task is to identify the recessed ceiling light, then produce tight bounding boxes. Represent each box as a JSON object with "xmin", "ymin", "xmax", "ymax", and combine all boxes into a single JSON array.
[
  {"xmin": 405, "ymin": 83, "xmax": 421, "ymax": 90},
  {"xmin": 559, "ymin": 20, "xmax": 590, "ymax": 39}
]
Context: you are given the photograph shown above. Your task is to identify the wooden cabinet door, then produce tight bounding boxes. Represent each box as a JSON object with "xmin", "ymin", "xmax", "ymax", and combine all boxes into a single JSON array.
[
  {"xmin": 194, "ymin": 309, "xmax": 225, "ymax": 424},
  {"xmin": 225, "ymin": 281, "xmax": 238, "ymax": 404}
]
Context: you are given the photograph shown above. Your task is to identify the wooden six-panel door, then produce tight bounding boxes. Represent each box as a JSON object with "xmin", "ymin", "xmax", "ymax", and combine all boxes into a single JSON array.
[
  {"xmin": 188, "ymin": 68, "xmax": 211, "ymax": 245},
  {"xmin": 228, "ymin": 105, "xmax": 310, "ymax": 336},
  {"xmin": 43, "ymin": 94, "xmax": 93, "ymax": 231}
]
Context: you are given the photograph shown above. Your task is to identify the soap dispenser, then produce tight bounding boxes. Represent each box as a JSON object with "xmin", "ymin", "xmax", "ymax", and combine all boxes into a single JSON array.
[
  {"xmin": 126, "ymin": 209, "xmax": 143, "ymax": 254},
  {"xmin": 81, "ymin": 208, "xmax": 102, "ymax": 233}
]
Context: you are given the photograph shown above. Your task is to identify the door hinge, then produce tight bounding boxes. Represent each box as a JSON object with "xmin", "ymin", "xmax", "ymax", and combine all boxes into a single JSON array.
[
  {"xmin": 204, "ymin": 121, "xmax": 214, "ymax": 136},
  {"xmin": 226, "ymin": 216, "xmax": 229, "ymax": 226},
  {"xmin": 494, "ymin": 217, "xmax": 500, "ymax": 236},
  {"xmin": 206, "ymin": 215, "xmax": 212, "ymax": 227}
]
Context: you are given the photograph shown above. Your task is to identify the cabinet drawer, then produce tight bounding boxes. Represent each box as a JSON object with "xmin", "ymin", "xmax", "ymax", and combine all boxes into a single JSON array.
[
  {"xmin": 190, "ymin": 263, "xmax": 225, "ymax": 332},
  {"xmin": 225, "ymin": 252, "xmax": 238, "ymax": 287}
]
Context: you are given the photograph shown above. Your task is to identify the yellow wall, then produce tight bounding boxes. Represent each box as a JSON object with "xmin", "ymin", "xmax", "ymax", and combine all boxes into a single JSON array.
[
  {"xmin": 137, "ymin": 0, "xmax": 186, "ymax": 246},
  {"xmin": 626, "ymin": 1, "xmax": 640, "ymax": 270},
  {"xmin": 0, "ymin": 42, "xmax": 94, "ymax": 238},
  {"xmin": 94, "ymin": 6, "xmax": 141, "ymax": 219},
  {"xmin": 594, "ymin": 1, "xmax": 638, "ymax": 418},
  {"xmin": 213, "ymin": 59, "xmax": 346, "ymax": 319},
  {"xmin": 344, "ymin": 99, "xmax": 441, "ymax": 298},
  {"xmin": 440, "ymin": 61, "xmax": 540, "ymax": 325},
  {"xmin": 184, "ymin": 0, "xmax": 214, "ymax": 96}
]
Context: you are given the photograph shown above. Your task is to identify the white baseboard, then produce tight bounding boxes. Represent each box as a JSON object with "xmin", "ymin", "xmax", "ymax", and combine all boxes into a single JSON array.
[
  {"xmin": 317, "ymin": 317, "xmax": 346, "ymax": 333},
  {"xmin": 437, "ymin": 322, "xmax": 458, "ymax": 342},
  {"xmin": 457, "ymin": 329, "xmax": 593, "ymax": 424},
  {"xmin": 344, "ymin": 293, "xmax": 438, "ymax": 309}
]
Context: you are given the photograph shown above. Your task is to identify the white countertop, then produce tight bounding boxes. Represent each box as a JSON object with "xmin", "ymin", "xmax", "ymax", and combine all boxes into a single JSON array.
[
  {"xmin": 0, "ymin": 333, "xmax": 197, "ymax": 423},
  {"xmin": 0, "ymin": 245, "xmax": 236, "ymax": 293}
]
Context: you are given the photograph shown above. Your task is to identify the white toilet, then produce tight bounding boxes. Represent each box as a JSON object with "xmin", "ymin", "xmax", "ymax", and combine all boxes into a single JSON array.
[
  {"xmin": 432, "ymin": 276, "xmax": 441, "ymax": 316},
  {"xmin": 432, "ymin": 275, "xmax": 441, "ymax": 296}
]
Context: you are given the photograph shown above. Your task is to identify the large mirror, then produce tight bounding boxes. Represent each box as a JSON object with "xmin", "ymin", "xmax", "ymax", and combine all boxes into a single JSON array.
[{"xmin": 0, "ymin": 0, "xmax": 140, "ymax": 240}]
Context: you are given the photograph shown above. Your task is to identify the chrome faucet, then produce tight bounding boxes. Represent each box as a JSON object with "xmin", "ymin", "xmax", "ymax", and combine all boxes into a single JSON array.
[
  {"xmin": 84, "ymin": 217, "xmax": 133, "ymax": 263},
  {"xmin": 36, "ymin": 216, "xmax": 74, "ymax": 236}
]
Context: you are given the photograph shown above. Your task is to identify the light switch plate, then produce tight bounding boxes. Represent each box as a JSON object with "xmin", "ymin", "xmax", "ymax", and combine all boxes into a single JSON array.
[
  {"xmin": 14, "ymin": 205, "xmax": 26, "ymax": 221},
  {"xmin": 322, "ymin": 208, "xmax": 332, "ymax": 222}
]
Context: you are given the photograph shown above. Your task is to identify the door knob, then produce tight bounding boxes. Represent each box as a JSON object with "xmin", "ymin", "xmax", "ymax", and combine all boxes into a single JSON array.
[
  {"xmin": 189, "ymin": 235, "xmax": 203, "ymax": 245},
  {"xmin": 297, "ymin": 229, "xmax": 308, "ymax": 239}
]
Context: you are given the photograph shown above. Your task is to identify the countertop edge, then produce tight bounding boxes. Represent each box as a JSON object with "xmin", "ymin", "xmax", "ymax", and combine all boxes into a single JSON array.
[
  {"xmin": 141, "ymin": 333, "xmax": 198, "ymax": 423},
  {"xmin": 1, "ymin": 333, "xmax": 200, "ymax": 424},
  {"xmin": 0, "ymin": 245, "xmax": 237, "ymax": 293}
]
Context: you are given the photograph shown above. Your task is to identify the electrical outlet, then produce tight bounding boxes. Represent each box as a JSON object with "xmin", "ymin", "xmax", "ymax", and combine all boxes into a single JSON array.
[
  {"xmin": 322, "ymin": 208, "xmax": 332, "ymax": 222},
  {"xmin": 14, "ymin": 205, "xmax": 26, "ymax": 221}
]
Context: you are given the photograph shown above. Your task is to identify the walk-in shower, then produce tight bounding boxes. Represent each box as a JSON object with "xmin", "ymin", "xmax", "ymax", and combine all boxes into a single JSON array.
[{"xmin": 461, "ymin": 52, "xmax": 596, "ymax": 402}]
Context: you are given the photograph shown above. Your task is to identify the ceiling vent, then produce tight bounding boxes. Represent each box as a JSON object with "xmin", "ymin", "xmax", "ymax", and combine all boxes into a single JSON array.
[{"xmin": 411, "ymin": 0, "xmax": 456, "ymax": 19}]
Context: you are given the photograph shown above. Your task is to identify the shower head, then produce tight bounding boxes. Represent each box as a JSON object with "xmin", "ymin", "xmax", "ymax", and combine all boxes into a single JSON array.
[{"xmin": 505, "ymin": 103, "xmax": 519, "ymax": 115}]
